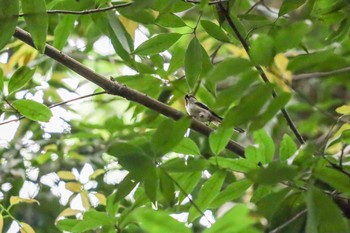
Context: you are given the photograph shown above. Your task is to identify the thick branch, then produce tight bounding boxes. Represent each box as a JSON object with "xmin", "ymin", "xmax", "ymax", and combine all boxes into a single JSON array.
[
  {"xmin": 218, "ymin": 3, "xmax": 305, "ymax": 145},
  {"xmin": 13, "ymin": 27, "xmax": 245, "ymax": 157},
  {"xmin": 18, "ymin": 2, "xmax": 132, "ymax": 16},
  {"xmin": 293, "ymin": 67, "xmax": 350, "ymax": 81}
]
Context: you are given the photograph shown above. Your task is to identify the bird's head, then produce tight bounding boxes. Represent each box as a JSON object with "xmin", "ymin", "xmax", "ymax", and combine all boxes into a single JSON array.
[{"xmin": 185, "ymin": 94, "xmax": 196, "ymax": 104}]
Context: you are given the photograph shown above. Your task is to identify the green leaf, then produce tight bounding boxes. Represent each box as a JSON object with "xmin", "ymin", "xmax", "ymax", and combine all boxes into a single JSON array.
[
  {"xmin": 247, "ymin": 162, "xmax": 298, "ymax": 184},
  {"xmin": 210, "ymin": 157, "xmax": 258, "ymax": 173},
  {"xmin": 279, "ymin": 0, "xmax": 307, "ymax": 16},
  {"xmin": 306, "ymin": 186, "xmax": 349, "ymax": 233},
  {"xmin": 250, "ymin": 92, "xmax": 291, "ymax": 130},
  {"xmin": 313, "ymin": 167, "xmax": 350, "ymax": 195},
  {"xmin": 223, "ymin": 84, "xmax": 272, "ymax": 127},
  {"xmin": 173, "ymin": 137, "xmax": 201, "ymax": 156},
  {"xmin": 21, "ymin": 0, "xmax": 48, "ymax": 53},
  {"xmin": 56, "ymin": 219, "xmax": 79, "ymax": 232},
  {"xmin": 200, "ymin": 20, "xmax": 230, "ymax": 42},
  {"xmin": 132, "ymin": 208, "xmax": 191, "ymax": 233},
  {"xmin": 211, "ymin": 179, "xmax": 252, "ymax": 208},
  {"xmin": 8, "ymin": 66, "xmax": 36, "ymax": 94},
  {"xmin": 206, "ymin": 58, "xmax": 252, "ymax": 82},
  {"xmin": 172, "ymin": 172, "xmax": 202, "ymax": 202},
  {"xmin": 0, "ymin": 0, "xmax": 19, "ymax": 50},
  {"xmin": 188, "ymin": 170, "xmax": 226, "ymax": 222},
  {"xmin": 279, "ymin": 134, "xmax": 297, "ymax": 161},
  {"xmin": 185, "ymin": 37, "xmax": 202, "ymax": 90},
  {"xmin": 152, "ymin": 117, "xmax": 191, "ymax": 156},
  {"xmin": 114, "ymin": 173, "xmax": 138, "ymax": 203},
  {"xmin": 253, "ymin": 130, "xmax": 275, "ymax": 164},
  {"xmin": 71, "ymin": 210, "xmax": 113, "ymax": 232},
  {"xmin": 53, "ymin": 15, "xmax": 77, "ymax": 50},
  {"xmin": 156, "ymin": 13, "xmax": 186, "ymax": 28},
  {"xmin": 162, "ymin": 157, "xmax": 209, "ymax": 173},
  {"xmin": 250, "ymin": 34, "xmax": 275, "ymax": 66},
  {"xmin": 274, "ymin": 22, "xmax": 310, "ymax": 53},
  {"xmin": 134, "ymin": 33, "xmax": 182, "ymax": 56},
  {"xmin": 13, "ymin": 99, "xmax": 52, "ymax": 122},
  {"xmin": 204, "ymin": 204, "xmax": 255, "ymax": 233},
  {"xmin": 209, "ymin": 125, "xmax": 233, "ymax": 155},
  {"xmin": 159, "ymin": 168, "xmax": 175, "ymax": 205}
]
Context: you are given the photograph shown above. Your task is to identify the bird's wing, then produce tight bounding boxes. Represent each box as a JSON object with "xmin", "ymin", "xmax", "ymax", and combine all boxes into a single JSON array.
[{"xmin": 195, "ymin": 101, "xmax": 223, "ymax": 121}]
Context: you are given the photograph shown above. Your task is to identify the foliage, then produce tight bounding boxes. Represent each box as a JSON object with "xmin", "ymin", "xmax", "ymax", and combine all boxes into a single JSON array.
[{"xmin": 1, "ymin": 0, "xmax": 350, "ymax": 232}]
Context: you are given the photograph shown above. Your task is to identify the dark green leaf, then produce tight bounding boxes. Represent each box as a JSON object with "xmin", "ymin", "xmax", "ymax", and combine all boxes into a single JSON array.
[
  {"xmin": 0, "ymin": 69, "xmax": 4, "ymax": 93},
  {"xmin": 250, "ymin": 92, "xmax": 291, "ymax": 130},
  {"xmin": 223, "ymin": 84, "xmax": 272, "ymax": 127},
  {"xmin": 279, "ymin": 134, "xmax": 297, "ymax": 161},
  {"xmin": 173, "ymin": 137, "xmax": 201, "ymax": 156},
  {"xmin": 211, "ymin": 179, "xmax": 252, "ymax": 208},
  {"xmin": 0, "ymin": 0, "xmax": 19, "ymax": 50},
  {"xmin": 247, "ymin": 162, "xmax": 298, "ymax": 184},
  {"xmin": 21, "ymin": 0, "xmax": 48, "ymax": 53},
  {"xmin": 159, "ymin": 168, "xmax": 175, "ymax": 205},
  {"xmin": 156, "ymin": 13, "xmax": 186, "ymax": 28},
  {"xmin": 313, "ymin": 167, "xmax": 350, "ymax": 195},
  {"xmin": 200, "ymin": 20, "xmax": 230, "ymax": 42},
  {"xmin": 114, "ymin": 173, "xmax": 138, "ymax": 203},
  {"xmin": 204, "ymin": 204, "xmax": 255, "ymax": 233},
  {"xmin": 132, "ymin": 208, "xmax": 191, "ymax": 233},
  {"xmin": 279, "ymin": 0, "xmax": 307, "ymax": 16},
  {"xmin": 185, "ymin": 37, "xmax": 202, "ymax": 90},
  {"xmin": 209, "ymin": 126, "xmax": 233, "ymax": 155},
  {"xmin": 134, "ymin": 33, "xmax": 182, "ymax": 56},
  {"xmin": 306, "ymin": 186, "xmax": 349, "ymax": 233},
  {"xmin": 13, "ymin": 99, "xmax": 52, "ymax": 122},
  {"xmin": 172, "ymin": 172, "xmax": 202, "ymax": 202},
  {"xmin": 206, "ymin": 58, "xmax": 252, "ymax": 82},
  {"xmin": 152, "ymin": 117, "xmax": 191, "ymax": 155},
  {"xmin": 188, "ymin": 170, "xmax": 226, "ymax": 222},
  {"xmin": 8, "ymin": 66, "xmax": 35, "ymax": 94},
  {"xmin": 250, "ymin": 34, "xmax": 275, "ymax": 66}
]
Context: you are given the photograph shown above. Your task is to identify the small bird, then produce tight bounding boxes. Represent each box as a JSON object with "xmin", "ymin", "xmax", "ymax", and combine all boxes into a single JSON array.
[{"xmin": 185, "ymin": 94, "xmax": 244, "ymax": 133}]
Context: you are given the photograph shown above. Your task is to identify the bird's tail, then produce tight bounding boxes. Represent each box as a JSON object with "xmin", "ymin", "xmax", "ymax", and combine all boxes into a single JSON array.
[{"xmin": 211, "ymin": 116, "xmax": 245, "ymax": 134}]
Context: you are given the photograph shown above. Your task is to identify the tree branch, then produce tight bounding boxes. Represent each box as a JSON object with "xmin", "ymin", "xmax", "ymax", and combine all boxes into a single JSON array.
[
  {"xmin": 218, "ymin": 2, "xmax": 305, "ymax": 145},
  {"xmin": 18, "ymin": 2, "xmax": 132, "ymax": 16},
  {"xmin": 293, "ymin": 67, "xmax": 350, "ymax": 81},
  {"xmin": 12, "ymin": 27, "xmax": 245, "ymax": 158}
]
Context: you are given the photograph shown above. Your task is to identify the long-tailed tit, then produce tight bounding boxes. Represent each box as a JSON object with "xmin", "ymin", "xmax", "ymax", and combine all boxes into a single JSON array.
[{"xmin": 185, "ymin": 94, "xmax": 244, "ymax": 133}]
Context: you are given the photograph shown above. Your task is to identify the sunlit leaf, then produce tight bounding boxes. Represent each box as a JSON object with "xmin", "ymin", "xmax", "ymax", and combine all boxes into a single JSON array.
[
  {"xmin": 133, "ymin": 33, "xmax": 182, "ymax": 56},
  {"xmin": 20, "ymin": 222, "xmax": 35, "ymax": 233},
  {"xmin": 57, "ymin": 171, "xmax": 76, "ymax": 180},
  {"xmin": 65, "ymin": 182, "xmax": 82, "ymax": 193},
  {"xmin": 55, "ymin": 208, "xmax": 82, "ymax": 224},
  {"xmin": 12, "ymin": 99, "xmax": 52, "ymax": 122},
  {"xmin": 201, "ymin": 20, "xmax": 230, "ymax": 42},
  {"xmin": 10, "ymin": 196, "xmax": 39, "ymax": 205},
  {"xmin": 279, "ymin": 134, "xmax": 298, "ymax": 161}
]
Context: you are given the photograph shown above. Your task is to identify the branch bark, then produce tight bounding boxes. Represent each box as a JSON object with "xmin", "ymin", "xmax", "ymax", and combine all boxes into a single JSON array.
[
  {"xmin": 13, "ymin": 27, "xmax": 245, "ymax": 158},
  {"xmin": 293, "ymin": 67, "xmax": 350, "ymax": 81},
  {"xmin": 218, "ymin": 2, "xmax": 305, "ymax": 145}
]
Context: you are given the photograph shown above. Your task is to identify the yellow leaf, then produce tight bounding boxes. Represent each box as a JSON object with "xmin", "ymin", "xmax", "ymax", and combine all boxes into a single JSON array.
[
  {"xmin": 10, "ymin": 196, "xmax": 40, "ymax": 206},
  {"xmin": 274, "ymin": 53, "xmax": 288, "ymax": 71},
  {"xmin": 80, "ymin": 190, "xmax": 90, "ymax": 210},
  {"xmin": 94, "ymin": 193, "xmax": 106, "ymax": 206},
  {"xmin": 89, "ymin": 169, "xmax": 105, "ymax": 180},
  {"xmin": 119, "ymin": 15, "xmax": 138, "ymax": 39},
  {"xmin": 57, "ymin": 171, "xmax": 76, "ymax": 180},
  {"xmin": 0, "ymin": 214, "xmax": 3, "ymax": 233},
  {"xmin": 336, "ymin": 105, "xmax": 350, "ymax": 115},
  {"xmin": 55, "ymin": 208, "xmax": 82, "ymax": 224},
  {"xmin": 20, "ymin": 222, "xmax": 35, "ymax": 233},
  {"xmin": 65, "ymin": 182, "xmax": 82, "ymax": 193}
]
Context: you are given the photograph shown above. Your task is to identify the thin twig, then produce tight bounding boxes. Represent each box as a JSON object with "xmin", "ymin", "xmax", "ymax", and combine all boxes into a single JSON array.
[
  {"xmin": 339, "ymin": 144, "xmax": 346, "ymax": 169},
  {"xmin": 245, "ymin": 0, "xmax": 263, "ymax": 14},
  {"xmin": 0, "ymin": 91, "xmax": 107, "ymax": 126},
  {"xmin": 183, "ymin": 0, "xmax": 228, "ymax": 5},
  {"xmin": 18, "ymin": 2, "xmax": 132, "ymax": 16},
  {"xmin": 269, "ymin": 209, "xmax": 307, "ymax": 233},
  {"xmin": 293, "ymin": 67, "xmax": 350, "ymax": 81},
  {"xmin": 159, "ymin": 166, "xmax": 212, "ymax": 224},
  {"xmin": 13, "ymin": 27, "xmax": 245, "ymax": 157},
  {"xmin": 218, "ymin": 2, "xmax": 305, "ymax": 145}
]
